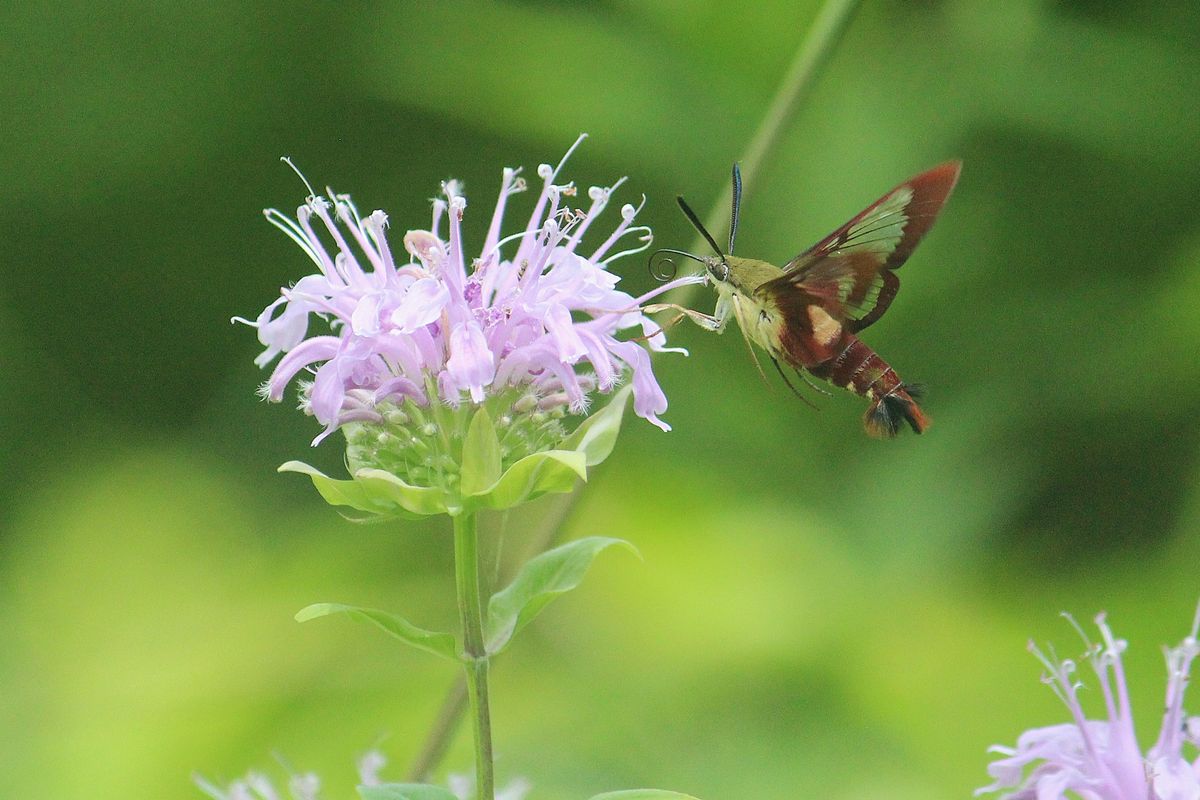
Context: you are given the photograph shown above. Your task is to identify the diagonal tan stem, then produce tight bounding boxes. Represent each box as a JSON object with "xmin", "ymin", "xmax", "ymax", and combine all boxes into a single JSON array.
[{"xmin": 666, "ymin": 0, "xmax": 863, "ymax": 309}]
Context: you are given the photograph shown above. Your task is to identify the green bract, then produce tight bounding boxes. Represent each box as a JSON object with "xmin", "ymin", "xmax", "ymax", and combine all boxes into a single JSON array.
[{"xmin": 281, "ymin": 385, "xmax": 633, "ymax": 518}]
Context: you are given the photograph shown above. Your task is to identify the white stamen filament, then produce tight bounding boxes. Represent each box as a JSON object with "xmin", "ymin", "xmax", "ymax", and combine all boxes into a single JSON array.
[
  {"xmin": 566, "ymin": 176, "xmax": 626, "ymax": 253},
  {"xmin": 592, "ymin": 196, "xmax": 646, "ymax": 261}
]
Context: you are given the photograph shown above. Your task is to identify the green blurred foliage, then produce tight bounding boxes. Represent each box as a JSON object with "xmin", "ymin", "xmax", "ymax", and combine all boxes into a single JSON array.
[{"xmin": 2, "ymin": 1, "xmax": 1199, "ymax": 798}]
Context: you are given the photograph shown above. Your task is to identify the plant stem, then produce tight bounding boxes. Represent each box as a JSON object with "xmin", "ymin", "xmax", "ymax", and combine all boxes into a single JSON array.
[
  {"xmin": 406, "ymin": 677, "xmax": 469, "ymax": 784},
  {"xmin": 453, "ymin": 511, "xmax": 494, "ymax": 800},
  {"xmin": 408, "ymin": 493, "xmax": 576, "ymax": 782},
  {"xmin": 406, "ymin": 0, "xmax": 862, "ymax": 782},
  {"xmin": 667, "ymin": 0, "xmax": 863, "ymax": 308}
]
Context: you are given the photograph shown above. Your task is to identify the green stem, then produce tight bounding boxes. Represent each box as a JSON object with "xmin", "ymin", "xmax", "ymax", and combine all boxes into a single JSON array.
[
  {"xmin": 407, "ymin": 492, "xmax": 576, "ymax": 783},
  {"xmin": 666, "ymin": 0, "xmax": 863, "ymax": 309},
  {"xmin": 406, "ymin": 0, "xmax": 862, "ymax": 783},
  {"xmin": 453, "ymin": 511, "xmax": 494, "ymax": 800}
]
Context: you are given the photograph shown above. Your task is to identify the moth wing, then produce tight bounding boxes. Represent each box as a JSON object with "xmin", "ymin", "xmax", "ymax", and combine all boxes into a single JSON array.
[{"xmin": 756, "ymin": 162, "xmax": 960, "ymax": 332}]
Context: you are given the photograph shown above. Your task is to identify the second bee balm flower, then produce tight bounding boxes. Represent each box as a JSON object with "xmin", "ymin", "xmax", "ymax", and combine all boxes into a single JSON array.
[{"xmin": 239, "ymin": 137, "xmax": 698, "ymax": 516}]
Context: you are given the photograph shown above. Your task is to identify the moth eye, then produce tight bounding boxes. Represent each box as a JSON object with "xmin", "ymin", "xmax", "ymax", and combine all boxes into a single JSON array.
[{"xmin": 710, "ymin": 261, "xmax": 729, "ymax": 282}]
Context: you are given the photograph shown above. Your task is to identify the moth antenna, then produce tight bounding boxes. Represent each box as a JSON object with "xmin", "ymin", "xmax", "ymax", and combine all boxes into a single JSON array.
[
  {"xmin": 729, "ymin": 163, "xmax": 743, "ymax": 254},
  {"xmin": 647, "ymin": 247, "xmax": 705, "ymax": 282},
  {"xmin": 770, "ymin": 358, "xmax": 819, "ymax": 410},
  {"xmin": 676, "ymin": 195, "xmax": 724, "ymax": 259}
]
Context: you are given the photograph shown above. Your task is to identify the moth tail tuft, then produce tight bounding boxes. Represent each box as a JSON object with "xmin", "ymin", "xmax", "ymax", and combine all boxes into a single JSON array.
[{"xmin": 863, "ymin": 386, "xmax": 929, "ymax": 438}]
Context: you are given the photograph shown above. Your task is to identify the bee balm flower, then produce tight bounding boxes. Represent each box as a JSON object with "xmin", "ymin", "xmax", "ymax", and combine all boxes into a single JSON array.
[
  {"xmin": 978, "ymin": 605, "xmax": 1200, "ymax": 800},
  {"xmin": 239, "ymin": 137, "xmax": 702, "ymax": 515}
]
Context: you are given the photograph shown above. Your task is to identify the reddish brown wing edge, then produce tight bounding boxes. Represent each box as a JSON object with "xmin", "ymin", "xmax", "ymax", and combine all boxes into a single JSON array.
[{"xmin": 760, "ymin": 161, "xmax": 962, "ymax": 333}]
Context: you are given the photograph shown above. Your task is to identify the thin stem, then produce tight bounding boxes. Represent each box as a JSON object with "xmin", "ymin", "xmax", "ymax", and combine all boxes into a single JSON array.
[
  {"xmin": 405, "ymin": 677, "xmax": 469, "ymax": 784},
  {"xmin": 453, "ymin": 511, "xmax": 494, "ymax": 800},
  {"xmin": 666, "ymin": 0, "xmax": 863, "ymax": 309},
  {"xmin": 406, "ymin": 0, "xmax": 862, "ymax": 781}
]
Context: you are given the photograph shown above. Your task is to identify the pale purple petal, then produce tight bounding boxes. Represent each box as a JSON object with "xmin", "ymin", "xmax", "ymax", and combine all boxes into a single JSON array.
[
  {"xmin": 357, "ymin": 751, "xmax": 386, "ymax": 787},
  {"xmin": 1153, "ymin": 757, "xmax": 1200, "ymax": 800},
  {"xmin": 544, "ymin": 303, "xmax": 586, "ymax": 362},
  {"xmin": 980, "ymin": 608, "xmax": 1200, "ymax": 800},
  {"xmin": 309, "ymin": 358, "xmax": 350, "ymax": 424},
  {"xmin": 393, "ymin": 277, "xmax": 449, "ymax": 332},
  {"xmin": 265, "ymin": 336, "xmax": 340, "ymax": 401},
  {"xmin": 446, "ymin": 321, "xmax": 495, "ymax": 402},
  {"xmin": 351, "ymin": 292, "xmax": 385, "ymax": 336},
  {"xmin": 608, "ymin": 339, "xmax": 669, "ymax": 431}
]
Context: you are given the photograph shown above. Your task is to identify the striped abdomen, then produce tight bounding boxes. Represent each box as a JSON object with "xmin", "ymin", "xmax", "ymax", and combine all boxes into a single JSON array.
[{"xmin": 806, "ymin": 335, "xmax": 929, "ymax": 437}]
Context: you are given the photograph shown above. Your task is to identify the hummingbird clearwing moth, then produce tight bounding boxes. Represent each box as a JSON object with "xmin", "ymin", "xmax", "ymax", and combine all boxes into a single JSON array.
[{"xmin": 649, "ymin": 161, "xmax": 960, "ymax": 437}]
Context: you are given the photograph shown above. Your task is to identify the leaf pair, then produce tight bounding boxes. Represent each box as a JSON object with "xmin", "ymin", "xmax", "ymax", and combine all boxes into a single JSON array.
[{"xmin": 297, "ymin": 537, "xmax": 636, "ymax": 661}]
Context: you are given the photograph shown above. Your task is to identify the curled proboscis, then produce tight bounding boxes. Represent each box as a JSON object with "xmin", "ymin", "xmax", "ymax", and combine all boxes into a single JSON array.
[{"xmin": 647, "ymin": 248, "xmax": 703, "ymax": 282}]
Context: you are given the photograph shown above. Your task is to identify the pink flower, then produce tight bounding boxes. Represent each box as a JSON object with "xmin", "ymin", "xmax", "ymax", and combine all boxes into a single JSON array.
[
  {"xmin": 237, "ymin": 136, "xmax": 701, "ymax": 445},
  {"xmin": 978, "ymin": 604, "xmax": 1200, "ymax": 800}
]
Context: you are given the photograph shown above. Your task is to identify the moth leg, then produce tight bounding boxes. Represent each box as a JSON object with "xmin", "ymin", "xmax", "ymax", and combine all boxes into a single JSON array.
[
  {"xmin": 628, "ymin": 311, "xmax": 686, "ymax": 343},
  {"xmin": 643, "ymin": 303, "xmax": 725, "ymax": 332},
  {"xmin": 797, "ymin": 370, "xmax": 833, "ymax": 397},
  {"xmin": 768, "ymin": 359, "xmax": 825, "ymax": 410},
  {"xmin": 729, "ymin": 294, "xmax": 769, "ymax": 385}
]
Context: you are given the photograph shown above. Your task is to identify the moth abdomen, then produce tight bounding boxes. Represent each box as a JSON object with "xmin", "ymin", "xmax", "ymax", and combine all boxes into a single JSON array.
[{"xmin": 808, "ymin": 336, "xmax": 928, "ymax": 437}]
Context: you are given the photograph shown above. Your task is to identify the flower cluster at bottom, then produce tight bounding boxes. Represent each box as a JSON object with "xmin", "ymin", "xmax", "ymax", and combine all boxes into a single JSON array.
[
  {"xmin": 978, "ymin": 605, "xmax": 1200, "ymax": 800},
  {"xmin": 195, "ymin": 751, "xmax": 529, "ymax": 800}
]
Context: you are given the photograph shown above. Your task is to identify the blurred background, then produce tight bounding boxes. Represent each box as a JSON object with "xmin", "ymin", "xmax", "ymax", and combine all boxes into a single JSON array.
[{"xmin": 3, "ymin": 1, "xmax": 1200, "ymax": 798}]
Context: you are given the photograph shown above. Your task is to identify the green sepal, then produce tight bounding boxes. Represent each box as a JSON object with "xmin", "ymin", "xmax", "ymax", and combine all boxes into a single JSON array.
[
  {"xmin": 296, "ymin": 603, "xmax": 459, "ymax": 662},
  {"xmin": 587, "ymin": 792, "xmax": 704, "ymax": 800},
  {"xmin": 460, "ymin": 406, "xmax": 503, "ymax": 496},
  {"xmin": 464, "ymin": 449, "xmax": 586, "ymax": 512},
  {"xmin": 561, "ymin": 383, "xmax": 633, "ymax": 467},
  {"xmin": 358, "ymin": 784, "xmax": 460, "ymax": 800},
  {"xmin": 485, "ymin": 536, "xmax": 639, "ymax": 654},
  {"xmin": 279, "ymin": 461, "xmax": 449, "ymax": 518}
]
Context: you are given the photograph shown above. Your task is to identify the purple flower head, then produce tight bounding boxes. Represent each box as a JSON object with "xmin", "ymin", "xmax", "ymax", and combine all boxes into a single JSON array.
[
  {"xmin": 237, "ymin": 136, "xmax": 701, "ymax": 449},
  {"xmin": 194, "ymin": 768, "xmax": 320, "ymax": 800},
  {"xmin": 196, "ymin": 751, "xmax": 530, "ymax": 800},
  {"xmin": 978, "ymin": 604, "xmax": 1200, "ymax": 800}
]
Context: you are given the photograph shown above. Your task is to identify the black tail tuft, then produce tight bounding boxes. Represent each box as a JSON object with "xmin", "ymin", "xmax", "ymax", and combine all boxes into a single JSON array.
[{"xmin": 863, "ymin": 387, "xmax": 930, "ymax": 438}]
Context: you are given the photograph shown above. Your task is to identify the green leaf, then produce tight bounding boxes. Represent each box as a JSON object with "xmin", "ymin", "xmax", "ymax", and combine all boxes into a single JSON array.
[
  {"xmin": 279, "ymin": 461, "xmax": 448, "ymax": 518},
  {"xmin": 561, "ymin": 383, "xmax": 633, "ymax": 466},
  {"xmin": 460, "ymin": 406, "xmax": 502, "ymax": 496},
  {"xmin": 296, "ymin": 603, "xmax": 459, "ymax": 662},
  {"xmin": 354, "ymin": 468, "xmax": 452, "ymax": 516},
  {"xmin": 587, "ymin": 792, "xmax": 703, "ymax": 800},
  {"xmin": 358, "ymin": 784, "xmax": 460, "ymax": 800},
  {"xmin": 465, "ymin": 449, "xmax": 586, "ymax": 512},
  {"xmin": 485, "ymin": 536, "xmax": 638, "ymax": 653}
]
